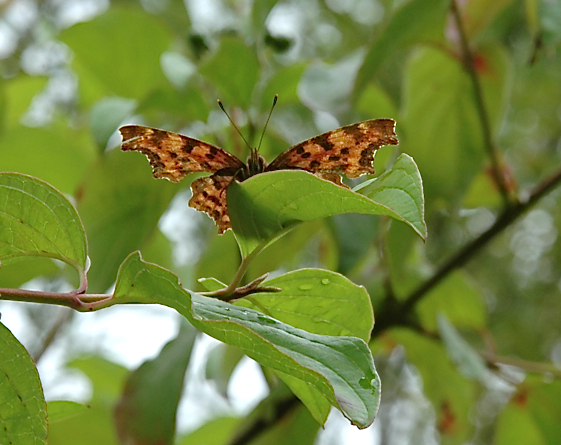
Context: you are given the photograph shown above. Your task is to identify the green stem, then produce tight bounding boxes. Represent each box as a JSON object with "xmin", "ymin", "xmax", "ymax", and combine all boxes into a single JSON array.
[{"xmin": 200, "ymin": 244, "xmax": 264, "ymax": 299}]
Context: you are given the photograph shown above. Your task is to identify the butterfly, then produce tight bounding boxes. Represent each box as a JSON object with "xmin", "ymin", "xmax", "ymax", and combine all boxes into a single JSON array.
[{"xmin": 120, "ymin": 118, "xmax": 398, "ymax": 233}]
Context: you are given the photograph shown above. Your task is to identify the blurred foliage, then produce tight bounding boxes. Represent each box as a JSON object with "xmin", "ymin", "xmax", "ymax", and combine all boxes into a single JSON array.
[{"xmin": 1, "ymin": 0, "xmax": 561, "ymax": 444}]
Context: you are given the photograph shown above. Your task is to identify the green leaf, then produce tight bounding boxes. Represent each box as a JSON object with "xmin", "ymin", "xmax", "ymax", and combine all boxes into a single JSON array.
[
  {"xmin": 47, "ymin": 401, "xmax": 89, "ymax": 424},
  {"xmin": 417, "ymin": 272, "xmax": 487, "ymax": 331},
  {"xmin": 114, "ymin": 322, "xmax": 197, "ymax": 445},
  {"xmin": 496, "ymin": 403, "xmax": 546, "ymax": 445},
  {"xmin": 235, "ymin": 268, "xmax": 374, "ymax": 342},
  {"xmin": 2, "ymin": 76, "xmax": 48, "ymax": 128},
  {"xmin": 90, "ymin": 97, "xmax": 137, "ymax": 149},
  {"xmin": 235, "ymin": 268, "xmax": 374, "ymax": 425},
  {"xmin": 0, "ymin": 125, "xmax": 97, "ymax": 194},
  {"xmin": 354, "ymin": 154, "xmax": 426, "ymax": 239},
  {"xmin": 177, "ymin": 416, "xmax": 241, "ymax": 445},
  {"xmin": 205, "ymin": 343, "xmax": 245, "ymax": 398},
  {"xmin": 461, "ymin": 0, "xmax": 516, "ymax": 38},
  {"xmin": 327, "ymin": 214, "xmax": 379, "ymax": 275},
  {"xmin": 354, "ymin": 0, "xmax": 449, "ymax": 95},
  {"xmin": 60, "ymin": 8, "xmax": 172, "ymax": 102},
  {"xmin": 273, "ymin": 371, "xmax": 332, "ymax": 427},
  {"xmin": 110, "ymin": 252, "xmax": 381, "ymax": 428},
  {"xmin": 199, "ymin": 37, "xmax": 260, "ymax": 109},
  {"xmin": 401, "ymin": 46, "xmax": 486, "ymax": 209},
  {"xmin": 0, "ymin": 173, "xmax": 87, "ymax": 272},
  {"xmin": 0, "ymin": 322, "xmax": 47, "ymax": 445},
  {"xmin": 228, "ymin": 163, "xmax": 425, "ymax": 258}
]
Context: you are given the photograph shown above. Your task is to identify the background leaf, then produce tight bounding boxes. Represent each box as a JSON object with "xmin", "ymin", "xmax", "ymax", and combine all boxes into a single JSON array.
[
  {"xmin": 114, "ymin": 322, "xmax": 197, "ymax": 445},
  {"xmin": 110, "ymin": 252, "xmax": 381, "ymax": 428}
]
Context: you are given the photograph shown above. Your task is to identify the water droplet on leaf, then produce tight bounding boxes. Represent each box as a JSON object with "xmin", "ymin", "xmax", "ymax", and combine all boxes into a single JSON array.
[
  {"xmin": 321, "ymin": 278, "xmax": 330, "ymax": 285},
  {"xmin": 257, "ymin": 315, "xmax": 278, "ymax": 324}
]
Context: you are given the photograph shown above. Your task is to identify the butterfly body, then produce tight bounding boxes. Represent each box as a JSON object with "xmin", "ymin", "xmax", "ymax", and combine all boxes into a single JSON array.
[{"xmin": 120, "ymin": 119, "xmax": 398, "ymax": 233}]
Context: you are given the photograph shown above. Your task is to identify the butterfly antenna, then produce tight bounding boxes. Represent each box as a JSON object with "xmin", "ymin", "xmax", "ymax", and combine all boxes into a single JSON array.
[
  {"xmin": 217, "ymin": 99, "xmax": 253, "ymax": 151},
  {"xmin": 257, "ymin": 94, "xmax": 278, "ymax": 152}
]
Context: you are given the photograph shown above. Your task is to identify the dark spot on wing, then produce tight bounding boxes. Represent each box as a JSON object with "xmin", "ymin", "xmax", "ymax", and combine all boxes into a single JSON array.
[
  {"xmin": 182, "ymin": 140, "xmax": 198, "ymax": 153},
  {"xmin": 340, "ymin": 148, "xmax": 349, "ymax": 155},
  {"xmin": 151, "ymin": 129, "xmax": 167, "ymax": 144},
  {"xmin": 310, "ymin": 160, "xmax": 320, "ymax": 169},
  {"xmin": 206, "ymin": 153, "xmax": 215, "ymax": 160},
  {"xmin": 313, "ymin": 135, "xmax": 334, "ymax": 151},
  {"xmin": 296, "ymin": 147, "xmax": 305, "ymax": 154},
  {"xmin": 344, "ymin": 124, "xmax": 365, "ymax": 142},
  {"xmin": 328, "ymin": 155, "xmax": 340, "ymax": 162},
  {"xmin": 301, "ymin": 152, "xmax": 311, "ymax": 159},
  {"xmin": 169, "ymin": 151, "xmax": 178, "ymax": 158},
  {"xmin": 210, "ymin": 147, "xmax": 218, "ymax": 156}
]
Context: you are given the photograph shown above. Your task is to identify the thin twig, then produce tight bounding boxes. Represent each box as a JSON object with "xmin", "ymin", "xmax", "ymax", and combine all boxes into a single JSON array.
[
  {"xmin": 32, "ymin": 307, "xmax": 74, "ymax": 362},
  {"xmin": 450, "ymin": 0, "xmax": 511, "ymax": 205}
]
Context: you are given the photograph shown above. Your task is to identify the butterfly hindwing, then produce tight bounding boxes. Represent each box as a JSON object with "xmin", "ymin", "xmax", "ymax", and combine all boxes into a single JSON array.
[
  {"xmin": 120, "ymin": 125, "xmax": 245, "ymax": 183},
  {"xmin": 189, "ymin": 174, "xmax": 234, "ymax": 233},
  {"xmin": 266, "ymin": 119, "xmax": 398, "ymax": 178}
]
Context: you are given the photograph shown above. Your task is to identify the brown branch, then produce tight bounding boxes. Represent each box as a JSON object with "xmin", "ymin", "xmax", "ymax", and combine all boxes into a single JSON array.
[
  {"xmin": 374, "ymin": 166, "xmax": 561, "ymax": 334},
  {"xmin": 451, "ymin": 0, "xmax": 511, "ymax": 205},
  {"xmin": 0, "ymin": 287, "xmax": 112, "ymax": 311}
]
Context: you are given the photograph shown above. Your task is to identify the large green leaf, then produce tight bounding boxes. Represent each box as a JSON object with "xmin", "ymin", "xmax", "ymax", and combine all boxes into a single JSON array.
[
  {"xmin": 354, "ymin": 0, "xmax": 449, "ymax": 95},
  {"xmin": 199, "ymin": 37, "xmax": 260, "ymax": 109},
  {"xmin": 401, "ymin": 46, "xmax": 486, "ymax": 209},
  {"xmin": 114, "ymin": 323, "xmax": 197, "ymax": 445},
  {"xmin": 0, "ymin": 322, "xmax": 47, "ymax": 445},
  {"xmin": 235, "ymin": 268, "xmax": 374, "ymax": 342},
  {"xmin": 0, "ymin": 125, "xmax": 97, "ymax": 194},
  {"xmin": 2, "ymin": 76, "xmax": 48, "ymax": 128},
  {"xmin": 234, "ymin": 268, "xmax": 374, "ymax": 425},
  {"xmin": 0, "ymin": 173, "xmax": 87, "ymax": 272},
  {"xmin": 108, "ymin": 252, "xmax": 381, "ymax": 428},
  {"xmin": 417, "ymin": 272, "xmax": 487, "ymax": 331},
  {"xmin": 60, "ymin": 8, "xmax": 172, "ymax": 102},
  {"xmin": 228, "ymin": 159, "xmax": 425, "ymax": 257}
]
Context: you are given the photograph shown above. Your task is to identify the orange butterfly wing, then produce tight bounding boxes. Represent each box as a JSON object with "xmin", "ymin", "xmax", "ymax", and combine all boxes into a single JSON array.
[
  {"xmin": 266, "ymin": 119, "xmax": 398, "ymax": 179},
  {"xmin": 120, "ymin": 125, "xmax": 244, "ymax": 183},
  {"xmin": 120, "ymin": 125, "xmax": 244, "ymax": 232},
  {"xmin": 120, "ymin": 119, "xmax": 398, "ymax": 234}
]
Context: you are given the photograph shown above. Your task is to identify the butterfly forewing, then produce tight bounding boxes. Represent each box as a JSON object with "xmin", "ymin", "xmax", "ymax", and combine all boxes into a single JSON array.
[
  {"xmin": 120, "ymin": 125, "xmax": 245, "ymax": 183},
  {"xmin": 266, "ymin": 119, "xmax": 398, "ymax": 178}
]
